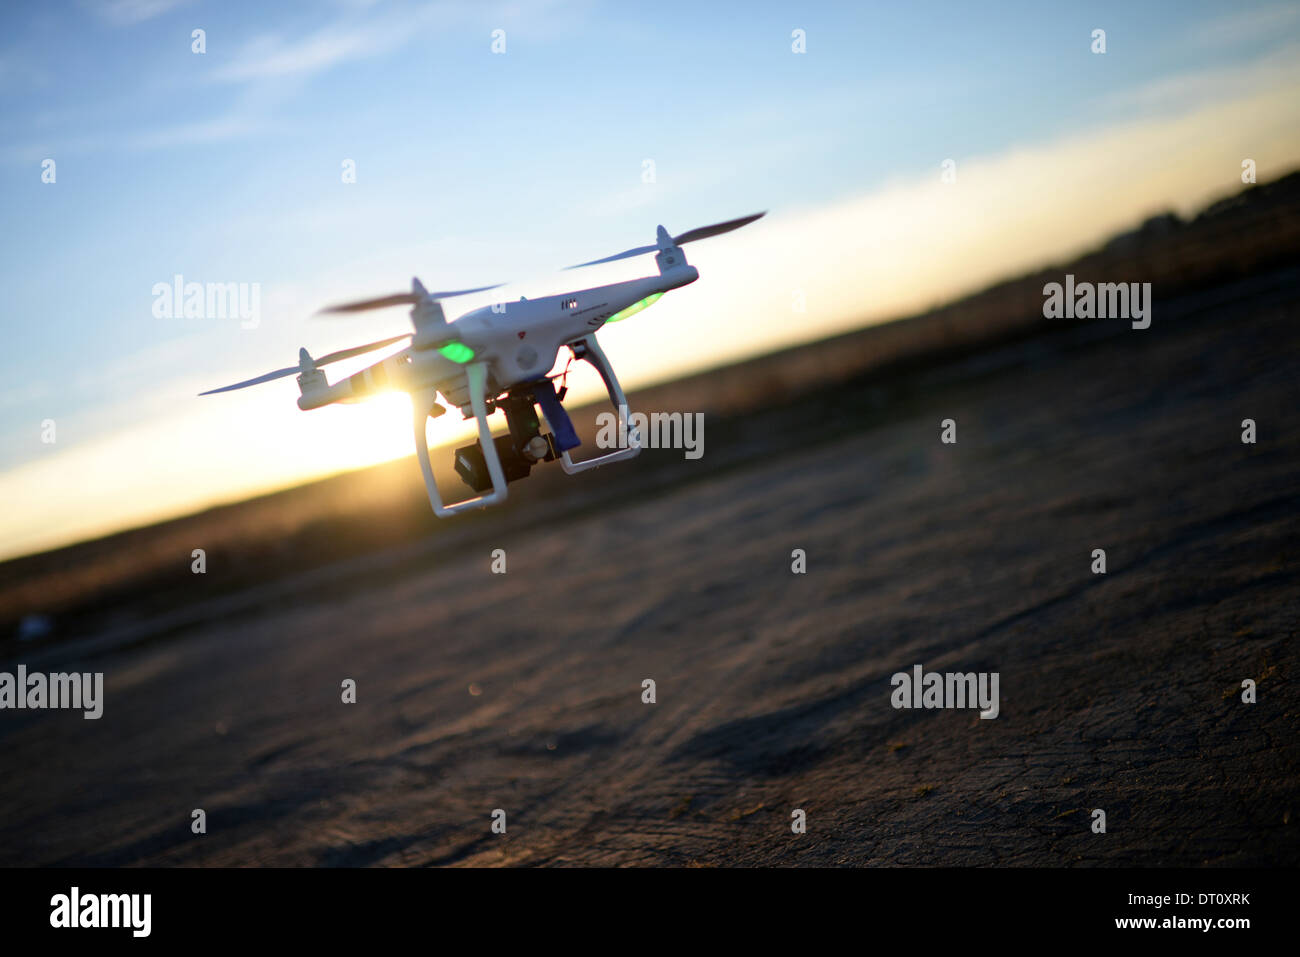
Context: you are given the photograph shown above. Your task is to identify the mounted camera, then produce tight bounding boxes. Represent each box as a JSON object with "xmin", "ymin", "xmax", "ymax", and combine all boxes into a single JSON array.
[{"xmin": 454, "ymin": 387, "xmax": 562, "ymax": 492}]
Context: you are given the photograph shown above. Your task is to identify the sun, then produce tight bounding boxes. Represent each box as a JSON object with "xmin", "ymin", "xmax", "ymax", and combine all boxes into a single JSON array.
[{"xmin": 301, "ymin": 390, "xmax": 482, "ymax": 473}]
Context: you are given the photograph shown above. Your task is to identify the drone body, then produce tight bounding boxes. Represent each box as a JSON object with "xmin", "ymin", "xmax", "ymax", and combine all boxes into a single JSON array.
[{"xmin": 202, "ymin": 213, "xmax": 763, "ymax": 516}]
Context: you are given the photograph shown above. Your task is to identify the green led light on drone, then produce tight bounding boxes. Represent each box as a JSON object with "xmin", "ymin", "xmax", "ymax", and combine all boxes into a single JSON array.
[
  {"xmin": 437, "ymin": 342, "xmax": 475, "ymax": 363},
  {"xmin": 606, "ymin": 292, "xmax": 663, "ymax": 323}
]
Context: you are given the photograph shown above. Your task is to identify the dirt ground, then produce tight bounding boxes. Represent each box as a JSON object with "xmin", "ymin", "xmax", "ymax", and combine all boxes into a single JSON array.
[{"xmin": 1, "ymin": 269, "xmax": 1297, "ymax": 867}]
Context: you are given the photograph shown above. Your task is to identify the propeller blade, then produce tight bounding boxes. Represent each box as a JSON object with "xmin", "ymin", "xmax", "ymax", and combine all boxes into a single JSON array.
[
  {"xmin": 672, "ymin": 211, "xmax": 766, "ymax": 245},
  {"xmin": 565, "ymin": 244, "xmax": 658, "ymax": 270},
  {"xmin": 199, "ymin": 367, "xmax": 300, "ymax": 395},
  {"xmin": 314, "ymin": 333, "xmax": 411, "ymax": 365},
  {"xmin": 317, "ymin": 283, "xmax": 502, "ymax": 314},
  {"xmin": 424, "ymin": 283, "xmax": 502, "ymax": 299},
  {"xmin": 565, "ymin": 212, "xmax": 765, "ymax": 270},
  {"xmin": 318, "ymin": 292, "xmax": 417, "ymax": 314},
  {"xmin": 199, "ymin": 334, "xmax": 413, "ymax": 395}
]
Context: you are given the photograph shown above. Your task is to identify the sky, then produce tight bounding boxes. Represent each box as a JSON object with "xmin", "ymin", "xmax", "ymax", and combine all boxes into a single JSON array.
[{"xmin": 1, "ymin": 0, "xmax": 1299, "ymax": 559}]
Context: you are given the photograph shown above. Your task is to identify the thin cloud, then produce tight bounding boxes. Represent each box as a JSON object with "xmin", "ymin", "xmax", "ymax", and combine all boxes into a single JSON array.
[
  {"xmin": 1098, "ymin": 41, "xmax": 1300, "ymax": 115},
  {"xmin": 211, "ymin": 7, "xmax": 446, "ymax": 83},
  {"xmin": 1181, "ymin": 3, "xmax": 1300, "ymax": 49},
  {"xmin": 128, "ymin": 114, "xmax": 261, "ymax": 149},
  {"xmin": 0, "ymin": 113, "xmax": 261, "ymax": 162},
  {"xmin": 90, "ymin": 0, "xmax": 194, "ymax": 26},
  {"xmin": 207, "ymin": 0, "xmax": 584, "ymax": 85}
]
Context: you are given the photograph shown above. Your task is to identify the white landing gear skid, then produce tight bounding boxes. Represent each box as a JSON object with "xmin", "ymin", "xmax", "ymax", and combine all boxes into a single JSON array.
[{"xmin": 411, "ymin": 335, "xmax": 640, "ymax": 516}]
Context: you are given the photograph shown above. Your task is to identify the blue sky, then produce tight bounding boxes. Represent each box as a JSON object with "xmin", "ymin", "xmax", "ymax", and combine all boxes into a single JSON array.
[{"xmin": 2, "ymin": 0, "xmax": 1298, "ymax": 557}]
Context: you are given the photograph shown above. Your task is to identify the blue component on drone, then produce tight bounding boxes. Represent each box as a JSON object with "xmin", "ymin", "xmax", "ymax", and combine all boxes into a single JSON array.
[{"xmin": 532, "ymin": 379, "xmax": 581, "ymax": 452}]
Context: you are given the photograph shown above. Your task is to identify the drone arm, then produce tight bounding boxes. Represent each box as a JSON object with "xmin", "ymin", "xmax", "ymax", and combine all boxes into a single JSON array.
[
  {"xmin": 552, "ymin": 335, "xmax": 641, "ymax": 475},
  {"xmin": 412, "ymin": 362, "xmax": 509, "ymax": 515}
]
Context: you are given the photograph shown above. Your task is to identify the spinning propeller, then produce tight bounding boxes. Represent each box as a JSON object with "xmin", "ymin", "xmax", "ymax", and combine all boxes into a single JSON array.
[
  {"xmin": 566, "ymin": 211, "xmax": 765, "ymax": 269},
  {"xmin": 199, "ymin": 281, "xmax": 494, "ymax": 394},
  {"xmin": 198, "ymin": 212, "xmax": 764, "ymax": 396},
  {"xmin": 198, "ymin": 337, "xmax": 412, "ymax": 395},
  {"xmin": 316, "ymin": 281, "xmax": 502, "ymax": 314}
]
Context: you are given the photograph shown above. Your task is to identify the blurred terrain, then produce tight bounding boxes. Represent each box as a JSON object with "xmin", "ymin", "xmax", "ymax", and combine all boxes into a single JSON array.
[{"xmin": 0, "ymin": 174, "xmax": 1297, "ymax": 866}]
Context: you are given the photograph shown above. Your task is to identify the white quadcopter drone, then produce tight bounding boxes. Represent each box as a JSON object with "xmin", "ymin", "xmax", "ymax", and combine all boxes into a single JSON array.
[{"xmin": 201, "ymin": 212, "xmax": 764, "ymax": 515}]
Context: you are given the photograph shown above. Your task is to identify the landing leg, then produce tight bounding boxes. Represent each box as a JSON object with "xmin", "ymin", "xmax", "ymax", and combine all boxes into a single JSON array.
[
  {"xmin": 552, "ymin": 334, "xmax": 642, "ymax": 474},
  {"xmin": 412, "ymin": 362, "xmax": 509, "ymax": 516}
]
